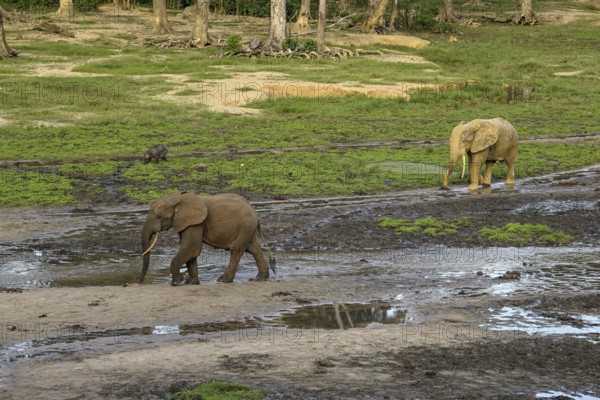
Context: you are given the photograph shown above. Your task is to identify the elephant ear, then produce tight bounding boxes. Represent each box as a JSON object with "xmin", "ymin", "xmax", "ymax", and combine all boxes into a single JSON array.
[
  {"xmin": 471, "ymin": 121, "xmax": 499, "ymax": 153},
  {"xmin": 173, "ymin": 192, "xmax": 208, "ymax": 233}
]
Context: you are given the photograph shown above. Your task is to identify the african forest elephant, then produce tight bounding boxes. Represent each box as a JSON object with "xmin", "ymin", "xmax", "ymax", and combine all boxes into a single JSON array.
[
  {"xmin": 442, "ymin": 118, "xmax": 518, "ymax": 190},
  {"xmin": 141, "ymin": 192, "xmax": 276, "ymax": 286}
]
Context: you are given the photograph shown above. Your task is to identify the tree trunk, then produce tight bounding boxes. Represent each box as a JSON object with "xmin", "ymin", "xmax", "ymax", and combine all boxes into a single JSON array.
[
  {"xmin": 192, "ymin": 0, "xmax": 210, "ymax": 46},
  {"xmin": 263, "ymin": 0, "xmax": 286, "ymax": 52},
  {"xmin": 513, "ymin": 0, "xmax": 535, "ymax": 24},
  {"xmin": 438, "ymin": 0, "xmax": 459, "ymax": 22},
  {"xmin": 0, "ymin": 9, "xmax": 18, "ymax": 59},
  {"xmin": 56, "ymin": 0, "xmax": 74, "ymax": 20},
  {"xmin": 362, "ymin": 0, "xmax": 389, "ymax": 33},
  {"xmin": 296, "ymin": 0, "xmax": 311, "ymax": 31},
  {"xmin": 152, "ymin": 0, "xmax": 175, "ymax": 35},
  {"xmin": 317, "ymin": 0, "xmax": 327, "ymax": 52},
  {"xmin": 387, "ymin": 0, "xmax": 398, "ymax": 31}
]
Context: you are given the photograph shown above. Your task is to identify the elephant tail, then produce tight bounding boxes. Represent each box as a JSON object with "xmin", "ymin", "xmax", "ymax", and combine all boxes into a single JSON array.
[{"xmin": 258, "ymin": 221, "xmax": 276, "ymax": 275}]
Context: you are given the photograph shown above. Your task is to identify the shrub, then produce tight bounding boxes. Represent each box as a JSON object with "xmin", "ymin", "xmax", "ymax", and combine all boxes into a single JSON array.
[{"xmin": 225, "ymin": 34, "xmax": 242, "ymax": 53}]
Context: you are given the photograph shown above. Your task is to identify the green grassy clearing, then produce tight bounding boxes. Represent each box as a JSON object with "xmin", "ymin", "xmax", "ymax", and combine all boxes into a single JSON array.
[{"xmin": 0, "ymin": 4, "xmax": 599, "ymax": 207}]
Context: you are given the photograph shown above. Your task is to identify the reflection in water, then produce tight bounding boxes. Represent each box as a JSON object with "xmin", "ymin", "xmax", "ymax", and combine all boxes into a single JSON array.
[
  {"xmin": 512, "ymin": 199, "xmax": 598, "ymax": 216},
  {"xmin": 487, "ymin": 306, "xmax": 600, "ymax": 339},
  {"xmin": 278, "ymin": 303, "xmax": 407, "ymax": 330},
  {"xmin": 536, "ymin": 391, "xmax": 600, "ymax": 400}
]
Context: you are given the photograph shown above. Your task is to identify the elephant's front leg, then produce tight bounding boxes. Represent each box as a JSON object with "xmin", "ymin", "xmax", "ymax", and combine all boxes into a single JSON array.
[
  {"xmin": 171, "ymin": 226, "xmax": 203, "ymax": 286},
  {"xmin": 468, "ymin": 159, "xmax": 482, "ymax": 190},
  {"xmin": 218, "ymin": 249, "xmax": 244, "ymax": 283},
  {"xmin": 169, "ymin": 254, "xmax": 187, "ymax": 286},
  {"xmin": 481, "ymin": 160, "xmax": 496, "ymax": 186}
]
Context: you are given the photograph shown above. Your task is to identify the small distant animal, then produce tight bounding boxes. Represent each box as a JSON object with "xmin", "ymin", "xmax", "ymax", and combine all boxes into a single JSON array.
[{"xmin": 144, "ymin": 144, "xmax": 168, "ymax": 163}]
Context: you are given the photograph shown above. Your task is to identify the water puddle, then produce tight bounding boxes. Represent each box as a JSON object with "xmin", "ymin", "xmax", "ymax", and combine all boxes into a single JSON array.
[
  {"xmin": 274, "ymin": 302, "xmax": 407, "ymax": 330},
  {"xmin": 512, "ymin": 199, "xmax": 598, "ymax": 215},
  {"xmin": 536, "ymin": 391, "xmax": 600, "ymax": 400},
  {"xmin": 487, "ymin": 306, "xmax": 600, "ymax": 340},
  {"xmin": 0, "ymin": 302, "xmax": 408, "ymax": 365},
  {"xmin": 1, "ymin": 319, "xmax": 262, "ymax": 363}
]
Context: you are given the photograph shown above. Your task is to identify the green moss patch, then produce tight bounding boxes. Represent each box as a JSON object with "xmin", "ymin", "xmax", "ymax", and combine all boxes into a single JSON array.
[
  {"xmin": 171, "ymin": 381, "xmax": 264, "ymax": 400},
  {"xmin": 379, "ymin": 216, "xmax": 470, "ymax": 237},
  {"xmin": 0, "ymin": 169, "xmax": 76, "ymax": 207},
  {"xmin": 478, "ymin": 223, "xmax": 574, "ymax": 246}
]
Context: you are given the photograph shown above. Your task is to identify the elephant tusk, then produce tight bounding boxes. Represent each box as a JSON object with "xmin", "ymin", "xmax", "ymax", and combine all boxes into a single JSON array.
[
  {"xmin": 461, "ymin": 154, "xmax": 466, "ymax": 179},
  {"xmin": 141, "ymin": 232, "xmax": 159, "ymax": 256}
]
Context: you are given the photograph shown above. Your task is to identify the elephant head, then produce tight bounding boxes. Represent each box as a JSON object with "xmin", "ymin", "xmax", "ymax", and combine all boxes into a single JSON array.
[{"xmin": 140, "ymin": 192, "xmax": 207, "ymax": 282}]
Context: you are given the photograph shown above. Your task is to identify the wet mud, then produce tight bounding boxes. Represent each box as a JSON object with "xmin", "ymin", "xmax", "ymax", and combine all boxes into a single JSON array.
[{"xmin": 1, "ymin": 166, "xmax": 599, "ymax": 399}]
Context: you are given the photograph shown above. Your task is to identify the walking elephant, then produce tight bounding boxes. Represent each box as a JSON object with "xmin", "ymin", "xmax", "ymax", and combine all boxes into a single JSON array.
[
  {"xmin": 442, "ymin": 118, "xmax": 518, "ymax": 190},
  {"xmin": 141, "ymin": 192, "xmax": 276, "ymax": 286}
]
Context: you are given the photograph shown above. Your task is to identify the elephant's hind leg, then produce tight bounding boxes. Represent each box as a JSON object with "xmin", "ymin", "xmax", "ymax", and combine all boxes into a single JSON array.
[
  {"xmin": 506, "ymin": 160, "xmax": 516, "ymax": 186},
  {"xmin": 246, "ymin": 238, "xmax": 270, "ymax": 281},
  {"xmin": 218, "ymin": 249, "xmax": 244, "ymax": 283},
  {"xmin": 184, "ymin": 257, "xmax": 200, "ymax": 285}
]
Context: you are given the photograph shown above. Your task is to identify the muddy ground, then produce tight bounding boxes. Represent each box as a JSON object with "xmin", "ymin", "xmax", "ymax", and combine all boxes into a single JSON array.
[{"xmin": 1, "ymin": 166, "xmax": 599, "ymax": 399}]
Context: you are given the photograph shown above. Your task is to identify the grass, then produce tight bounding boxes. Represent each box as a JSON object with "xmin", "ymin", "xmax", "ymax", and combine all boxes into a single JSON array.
[
  {"xmin": 478, "ymin": 223, "xmax": 574, "ymax": 246},
  {"xmin": 379, "ymin": 217, "xmax": 574, "ymax": 246},
  {"xmin": 379, "ymin": 216, "xmax": 470, "ymax": 237},
  {"xmin": 1, "ymin": 4, "xmax": 600, "ymax": 207},
  {"xmin": 171, "ymin": 381, "xmax": 264, "ymax": 400}
]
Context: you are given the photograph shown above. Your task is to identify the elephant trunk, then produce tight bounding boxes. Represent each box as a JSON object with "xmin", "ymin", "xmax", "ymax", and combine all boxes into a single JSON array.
[
  {"xmin": 443, "ymin": 150, "xmax": 466, "ymax": 187},
  {"xmin": 140, "ymin": 221, "xmax": 158, "ymax": 282}
]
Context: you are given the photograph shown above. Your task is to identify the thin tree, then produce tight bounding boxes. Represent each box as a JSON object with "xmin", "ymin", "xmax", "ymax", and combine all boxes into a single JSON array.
[
  {"xmin": 438, "ymin": 0, "xmax": 459, "ymax": 22},
  {"xmin": 152, "ymin": 0, "xmax": 175, "ymax": 35},
  {"xmin": 317, "ymin": 0, "xmax": 327, "ymax": 52},
  {"xmin": 0, "ymin": 8, "xmax": 18, "ymax": 59},
  {"xmin": 296, "ymin": 0, "xmax": 311, "ymax": 31},
  {"xmin": 263, "ymin": 0, "xmax": 286, "ymax": 52},
  {"xmin": 362, "ymin": 0, "xmax": 389, "ymax": 32},
  {"xmin": 513, "ymin": 0, "xmax": 534, "ymax": 24},
  {"xmin": 113, "ymin": 0, "xmax": 133, "ymax": 10},
  {"xmin": 56, "ymin": 0, "xmax": 74, "ymax": 20},
  {"xmin": 387, "ymin": 0, "xmax": 398, "ymax": 31},
  {"xmin": 192, "ymin": 0, "xmax": 210, "ymax": 46}
]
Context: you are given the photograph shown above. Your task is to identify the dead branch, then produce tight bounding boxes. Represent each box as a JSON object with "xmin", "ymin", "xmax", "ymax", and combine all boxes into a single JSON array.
[
  {"xmin": 141, "ymin": 36, "xmax": 198, "ymax": 49},
  {"xmin": 289, "ymin": 13, "xmax": 358, "ymax": 37},
  {"xmin": 212, "ymin": 45, "xmax": 371, "ymax": 60},
  {"xmin": 32, "ymin": 21, "xmax": 75, "ymax": 38}
]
